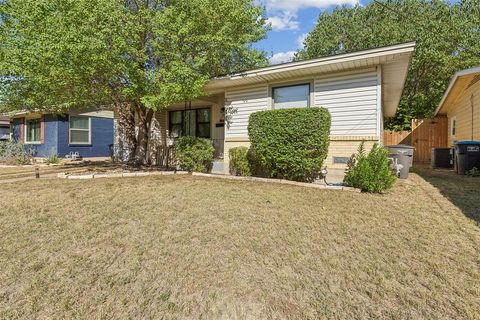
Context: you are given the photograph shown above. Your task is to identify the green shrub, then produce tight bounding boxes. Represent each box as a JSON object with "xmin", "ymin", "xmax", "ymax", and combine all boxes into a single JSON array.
[
  {"xmin": 248, "ymin": 107, "xmax": 331, "ymax": 182},
  {"xmin": 467, "ymin": 167, "xmax": 480, "ymax": 177},
  {"xmin": 0, "ymin": 140, "xmax": 33, "ymax": 165},
  {"xmin": 47, "ymin": 153, "xmax": 60, "ymax": 164},
  {"xmin": 174, "ymin": 136, "xmax": 214, "ymax": 173},
  {"xmin": 343, "ymin": 141, "xmax": 396, "ymax": 193},
  {"xmin": 229, "ymin": 147, "xmax": 251, "ymax": 176}
]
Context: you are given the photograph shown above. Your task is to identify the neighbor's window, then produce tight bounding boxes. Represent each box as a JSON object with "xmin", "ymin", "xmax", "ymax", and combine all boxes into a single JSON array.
[
  {"xmin": 0, "ymin": 126, "xmax": 9, "ymax": 140},
  {"xmin": 69, "ymin": 116, "xmax": 91, "ymax": 144},
  {"xmin": 451, "ymin": 117, "xmax": 456, "ymax": 137},
  {"xmin": 169, "ymin": 108, "xmax": 211, "ymax": 138},
  {"xmin": 25, "ymin": 119, "xmax": 41, "ymax": 143},
  {"xmin": 272, "ymin": 84, "xmax": 310, "ymax": 109}
]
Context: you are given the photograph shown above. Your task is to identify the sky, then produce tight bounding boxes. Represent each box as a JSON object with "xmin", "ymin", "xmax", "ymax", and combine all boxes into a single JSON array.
[{"xmin": 256, "ymin": 0, "xmax": 367, "ymax": 65}]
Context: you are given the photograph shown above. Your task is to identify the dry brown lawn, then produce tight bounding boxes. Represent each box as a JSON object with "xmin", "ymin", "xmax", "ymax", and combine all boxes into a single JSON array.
[
  {"xmin": 0, "ymin": 169, "xmax": 479, "ymax": 319},
  {"xmin": 0, "ymin": 161, "xmax": 156, "ymax": 183}
]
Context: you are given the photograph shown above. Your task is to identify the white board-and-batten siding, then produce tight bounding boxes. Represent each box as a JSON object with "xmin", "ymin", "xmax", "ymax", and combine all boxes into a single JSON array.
[{"xmin": 224, "ymin": 68, "xmax": 381, "ymax": 139}]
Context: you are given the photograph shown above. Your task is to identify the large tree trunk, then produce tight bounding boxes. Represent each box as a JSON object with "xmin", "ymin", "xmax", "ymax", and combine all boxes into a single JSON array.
[
  {"xmin": 114, "ymin": 103, "xmax": 136, "ymax": 163},
  {"xmin": 133, "ymin": 104, "xmax": 154, "ymax": 166}
]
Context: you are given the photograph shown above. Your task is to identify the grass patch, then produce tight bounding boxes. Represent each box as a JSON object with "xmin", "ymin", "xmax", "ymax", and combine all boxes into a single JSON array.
[
  {"xmin": 413, "ymin": 165, "xmax": 480, "ymax": 224},
  {"xmin": 0, "ymin": 170, "xmax": 479, "ymax": 318}
]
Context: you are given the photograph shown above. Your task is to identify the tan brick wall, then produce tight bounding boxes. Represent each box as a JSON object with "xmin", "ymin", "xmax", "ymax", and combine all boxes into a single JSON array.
[
  {"xmin": 223, "ymin": 136, "xmax": 379, "ymax": 172},
  {"xmin": 224, "ymin": 139, "xmax": 250, "ymax": 174},
  {"xmin": 326, "ymin": 139, "xmax": 378, "ymax": 169}
]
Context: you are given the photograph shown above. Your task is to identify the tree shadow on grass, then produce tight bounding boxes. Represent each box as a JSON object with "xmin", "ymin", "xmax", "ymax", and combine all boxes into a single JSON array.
[{"xmin": 412, "ymin": 165, "xmax": 480, "ymax": 225}]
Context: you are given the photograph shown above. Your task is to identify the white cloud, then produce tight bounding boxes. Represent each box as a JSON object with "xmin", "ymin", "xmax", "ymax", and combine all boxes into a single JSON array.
[
  {"xmin": 297, "ymin": 33, "xmax": 308, "ymax": 49},
  {"xmin": 269, "ymin": 51, "xmax": 296, "ymax": 65},
  {"xmin": 266, "ymin": 15, "xmax": 300, "ymax": 31},
  {"xmin": 263, "ymin": 0, "xmax": 358, "ymax": 31}
]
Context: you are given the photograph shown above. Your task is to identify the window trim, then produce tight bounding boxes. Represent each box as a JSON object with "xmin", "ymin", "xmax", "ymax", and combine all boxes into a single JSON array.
[
  {"xmin": 24, "ymin": 118, "xmax": 42, "ymax": 145},
  {"xmin": 69, "ymin": 115, "xmax": 92, "ymax": 145},
  {"xmin": 169, "ymin": 110, "xmax": 184, "ymax": 139},
  {"xmin": 168, "ymin": 107, "xmax": 211, "ymax": 139},
  {"xmin": 450, "ymin": 116, "xmax": 457, "ymax": 138},
  {"xmin": 196, "ymin": 108, "xmax": 211, "ymax": 138},
  {"xmin": 272, "ymin": 83, "xmax": 311, "ymax": 110}
]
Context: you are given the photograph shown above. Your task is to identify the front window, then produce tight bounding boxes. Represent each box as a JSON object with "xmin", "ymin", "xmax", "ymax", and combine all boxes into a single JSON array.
[
  {"xmin": 451, "ymin": 117, "xmax": 456, "ymax": 137},
  {"xmin": 272, "ymin": 84, "xmax": 310, "ymax": 109},
  {"xmin": 25, "ymin": 119, "xmax": 41, "ymax": 143},
  {"xmin": 69, "ymin": 116, "xmax": 91, "ymax": 144},
  {"xmin": 169, "ymin": 108, "xmax": 211, "ymax": 138},
  {"xmin": 0, "ymin": 126, "xmax": 10, "ymax": 140}
]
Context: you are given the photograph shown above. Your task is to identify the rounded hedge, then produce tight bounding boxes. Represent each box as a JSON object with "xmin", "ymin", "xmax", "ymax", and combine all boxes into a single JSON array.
[
  {"xmin": 229, "ymin": 147, "xmax": 252, "ymax": 176},
  {"xmin": 174, "ymin": 136, "xmax": 214, "ymax": 173},
  {"xmin": 247, "ymin": 107, "xmax": 331, "ymax": 182}
]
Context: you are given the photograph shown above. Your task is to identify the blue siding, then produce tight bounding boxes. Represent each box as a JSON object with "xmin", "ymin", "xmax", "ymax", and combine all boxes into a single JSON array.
[
  {"xmin": 11, "ymin": 116, "xmax": 58, "ymax": 157},
  {"xmin": 11, "ymin": 118, "xmax": 21, "ymax": 141},
  {"xmin": 57, "ymin": 115, "xmax": 113, "ymax": 158},
  {"xmin": 11, "ymin": 114, "xmax": 113, "ymax": 158},
  {"xmin": 34, "ymin": 115, "xmax": 58, "ymax": 157}
]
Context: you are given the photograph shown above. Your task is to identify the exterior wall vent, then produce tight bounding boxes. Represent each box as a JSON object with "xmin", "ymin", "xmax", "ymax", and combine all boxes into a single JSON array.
[{"xmin": 333, "ymin": 156, "xmax": 350, "ymax": 164}]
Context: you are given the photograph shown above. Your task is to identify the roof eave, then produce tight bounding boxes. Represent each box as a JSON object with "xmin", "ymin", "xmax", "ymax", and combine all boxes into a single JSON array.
[
  {"xmin": 435, "ymin": 66, "xmax": 480, "ymax": 115},
  {"xmin": 207, "ymin": 41, "xmax": 416, "ymax": 90}
]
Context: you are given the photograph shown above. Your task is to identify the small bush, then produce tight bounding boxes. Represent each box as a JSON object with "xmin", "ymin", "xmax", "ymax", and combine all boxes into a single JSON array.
[
  {"xmin": 248, "ymin": 107, "xmax": 331, "ymax": 182},
  {"xmin": 343, "ymin": 141, "xmax": 396, "ymax": 193},
  {"xmin": 174, "ymin": 136, "xmax": 214, "ymax": 173},
  {"xmin": 229, "ymin": 147, "xmax": 251, "ymax": 176},
  {"xmin": 467, "ymin": 167, "xmax": 480, "ymax": 177},
  {"xmin": 0, "ymin": 140, "xmax": 33, "ymax": 165},
  {"xmin": 47, "ymin": 153, "xmax": 60, "ymax": 164}
]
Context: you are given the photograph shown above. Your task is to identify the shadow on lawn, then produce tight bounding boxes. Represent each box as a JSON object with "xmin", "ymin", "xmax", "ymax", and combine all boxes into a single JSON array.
[{"xmin": 413, "ymin": 165, "xmax": 480, "ymax": 225}]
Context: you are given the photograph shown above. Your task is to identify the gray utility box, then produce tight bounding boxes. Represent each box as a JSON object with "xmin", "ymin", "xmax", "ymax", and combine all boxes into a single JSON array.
[
  {"xmin": 386, "ymin": 145, "xmax": 415, "ymax": 179},
  {"xmin": 454, "ymin": 141, "xmax": 480, "ymax": 175},
  {"xmin": 431, "ymin": 148, "xmax": 454, "ymax": 169}
]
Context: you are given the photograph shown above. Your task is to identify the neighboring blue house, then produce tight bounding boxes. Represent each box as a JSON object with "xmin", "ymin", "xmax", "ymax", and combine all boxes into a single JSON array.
[
  {"xmin": 11, "ymin": 110, "xmax": 114, "ymax": 158},
  {"xmin": 0, "ymin": 116, "xmax": 9, "ymax": 141}
]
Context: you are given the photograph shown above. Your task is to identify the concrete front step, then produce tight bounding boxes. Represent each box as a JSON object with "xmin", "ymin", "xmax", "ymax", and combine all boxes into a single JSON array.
[{"xmin": 211, "ymin": 160, "xmax": 226, "ymax": 175}]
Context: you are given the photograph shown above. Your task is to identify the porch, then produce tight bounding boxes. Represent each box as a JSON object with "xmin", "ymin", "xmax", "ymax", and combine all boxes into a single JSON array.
[{"xmin": 149, "ymin": 93, "xmax": 227, "ymax": 171}]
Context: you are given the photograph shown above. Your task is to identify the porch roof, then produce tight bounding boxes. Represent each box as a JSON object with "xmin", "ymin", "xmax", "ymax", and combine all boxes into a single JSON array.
[{"xmin": 206, "ymin": 42, "xmax": 416, "ymax": 117}]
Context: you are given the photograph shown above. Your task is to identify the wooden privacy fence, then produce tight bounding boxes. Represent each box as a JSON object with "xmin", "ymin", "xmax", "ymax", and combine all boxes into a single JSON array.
[
  {"xmin": 384, "ymin": 130, "xmax": 411, "ymax": 146},
  {"xmin": 384, "ymin": 116, "xmax": 448, "ymax": 163}
]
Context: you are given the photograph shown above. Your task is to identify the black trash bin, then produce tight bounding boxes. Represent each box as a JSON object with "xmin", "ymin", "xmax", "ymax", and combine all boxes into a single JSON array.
[
  {"xmin": 386, "ymin": 145, "xmax": 415, "ymax": 179},
  {"xmin": 454, "ymin": 141, "xmax": 480, "ymax": 175}
]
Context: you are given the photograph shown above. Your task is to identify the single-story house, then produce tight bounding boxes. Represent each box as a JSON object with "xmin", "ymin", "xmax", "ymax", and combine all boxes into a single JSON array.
[
  {"xmin": 119, "ymin": 42, "xmax": 415, "ymax": 172},
  {"xmin": 0, "ymin": 116, "xmax": 9, "ymax": 141},
  {"xmin": 435, "ymin": 66, "xmax": 480, "ymax": 146},
  {"xmin": 11, "ymin": 110, "xmax": 114, "ymax": 158}
]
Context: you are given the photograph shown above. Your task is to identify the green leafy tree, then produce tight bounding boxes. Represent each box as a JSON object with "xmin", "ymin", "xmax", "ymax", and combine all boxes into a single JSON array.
[
  {"xmin": 0, "ymin": 0, "xmax": 268, "ymax": 164},
  {"xmin": 297, "ymin": 0, "xmax": 480, "ymax": 130}
]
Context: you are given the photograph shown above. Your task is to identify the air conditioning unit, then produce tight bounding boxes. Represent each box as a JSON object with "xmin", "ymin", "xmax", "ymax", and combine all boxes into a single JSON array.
[{"xmin": 431, "ymin": 148, "xmax": 453, "ymax": 169}]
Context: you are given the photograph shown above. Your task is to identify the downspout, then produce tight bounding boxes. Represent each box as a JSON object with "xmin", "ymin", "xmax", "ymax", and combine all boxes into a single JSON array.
[{"xmin": 471, "ymin": 93, "xmax": 475, "ymax": 141}]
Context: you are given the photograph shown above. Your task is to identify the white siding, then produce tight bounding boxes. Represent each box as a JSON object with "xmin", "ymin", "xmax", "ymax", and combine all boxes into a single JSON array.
[
  {"xmin": 224, "ymin": 69, "xmax": 381, "ymax": 138},
  {"xmin": 225, "ymin": 85, "xmax": 269, "ymax": 138},
  {"xmin": 314, "ymin": 68, "xmax": 379, "ymax": 136}
]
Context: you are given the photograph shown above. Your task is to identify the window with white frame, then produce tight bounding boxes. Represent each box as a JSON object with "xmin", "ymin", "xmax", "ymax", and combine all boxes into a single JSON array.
[
  {"xmin": 69, "ymin": 116, "xmax": 91, "ymax": 144},
  {"xmin": 25, "ymin": 118, "xmax": 41, "ymax": 143},
  {"xmin": 272, "ymin": 84, "xmax": 310, "ymax": 109},
  {"xmin": 450, "ymin": 117, "xmax": 457, "ymax": 137}
]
